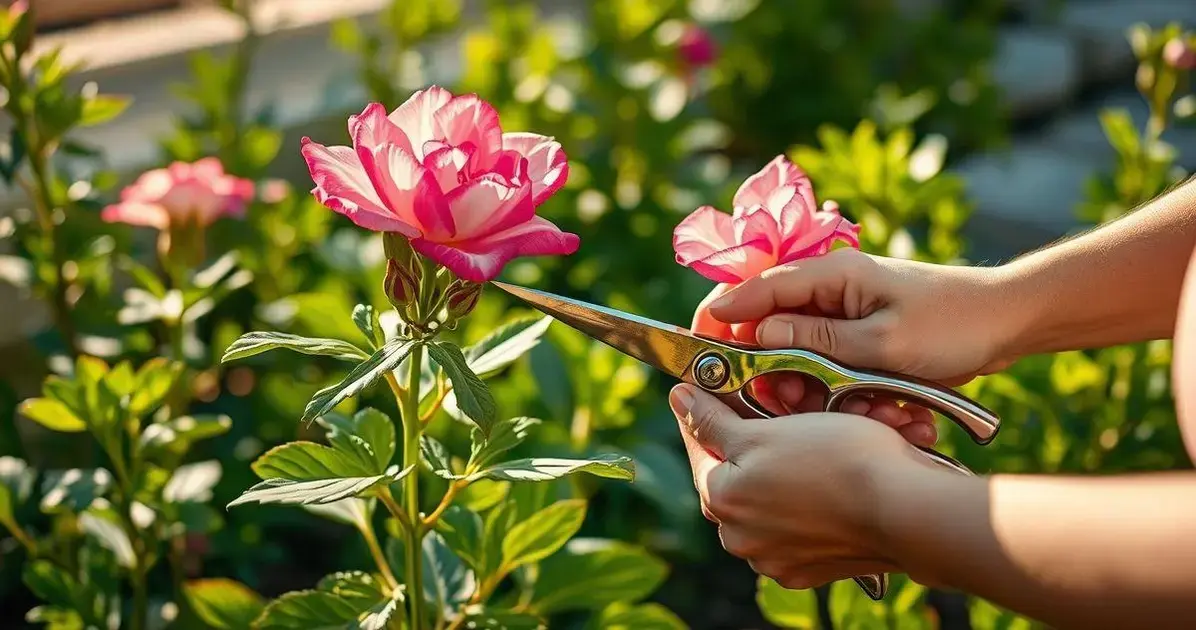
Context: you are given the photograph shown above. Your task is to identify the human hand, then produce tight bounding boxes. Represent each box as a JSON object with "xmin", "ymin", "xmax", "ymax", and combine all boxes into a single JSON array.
[
  {"xmin": 668, "ymin": 383, "xmax": 931, "ymax": 589},
  {"xmin": 692, "ymin": 248, "xmax": 1018, "ymax": 446}
]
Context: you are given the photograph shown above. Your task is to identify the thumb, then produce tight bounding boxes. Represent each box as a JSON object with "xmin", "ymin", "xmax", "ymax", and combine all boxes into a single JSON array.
[
  {"xmin": 756, "ymin": 312, "xmax": 892, "ymax": 368},
  {"xmin": 669, "ymin": 384, "xmax": 754, "ymax": 461}
]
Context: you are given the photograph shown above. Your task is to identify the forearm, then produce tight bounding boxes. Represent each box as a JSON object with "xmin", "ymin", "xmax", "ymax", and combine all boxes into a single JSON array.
[
  {"xmin": 879, "ymin": 464, "xmax": 1196, "ymax": 629},
  {"xmin": 997, "ymin": 175, "xmax": 1196, "ymax": 356}
]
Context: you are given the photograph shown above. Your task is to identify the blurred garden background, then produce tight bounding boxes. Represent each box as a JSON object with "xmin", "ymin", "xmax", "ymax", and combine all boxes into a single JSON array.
[{"xmin": 1, "ymin": 0, "xmax": 1194, "ymax": 628}]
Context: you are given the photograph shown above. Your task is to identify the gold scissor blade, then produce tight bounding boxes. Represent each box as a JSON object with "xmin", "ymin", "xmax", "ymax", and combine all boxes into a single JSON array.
[{"xmin": 490, "ymin": 281, "xmax": 715, "ymax": 382}]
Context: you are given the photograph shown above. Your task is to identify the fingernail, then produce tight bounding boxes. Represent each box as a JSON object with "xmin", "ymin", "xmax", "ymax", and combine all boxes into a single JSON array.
[
  {"xmin": 670, "ymin": 385, "xmax": 695, "ymax": 420},
  {"xmin": 757, "ymin": 318, "xmax": 791, "ymax": 347}
]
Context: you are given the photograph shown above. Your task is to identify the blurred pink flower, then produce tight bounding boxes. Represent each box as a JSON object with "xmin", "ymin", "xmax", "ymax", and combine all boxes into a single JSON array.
[
  {"xmin": 101, "ymin": 158, "xmax": 254, "ymax": 230},
  {"xmin": 9, "ymin": 1, "xmax": 27, "ymax": 17},
  {"xmin": 300, "ymin": 86, "xmax": 578, "ymax": 282},
  {"xmin": 1164, "ymin": 38, "xmax": 1196, "ymax": 70},
  {"xmin": 677, "ymin": 24, "xmax": 718, "ymax": 68},
  {"xmin": 673, "ymin": 155, "xmax": 859, "ymax": 283}
]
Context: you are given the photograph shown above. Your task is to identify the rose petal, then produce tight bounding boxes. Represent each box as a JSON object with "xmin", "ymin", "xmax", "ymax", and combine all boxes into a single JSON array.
[
  {"xmin": 442, "ymin": 175, "xmax": 533, "ymax": 241},
  {"xmin": 734, "ymin": 155, "xmax": 816, "ymax": 236},
  {"xmin": 780, "ymin": 212, "xmax": 860, "ymax": 263},
  {"xmin": 687, "ymin": 239, "xmax": 777, "ymax": 284},
  {"xmin": 389, "ymin": 86, "xmax": 454, "ymax": 160},
  {"xmin": 361, "ymin": 141, "xmax": 449, "ymax": 238},
  {"xmin": 351, "ymin": 102, "xmax": 413, "ymax": 155},
  {"xmin": 433, "ymin": 94, "xmax": 503, "ymax": 171},
  {"xmin": 673, "ymin": 206, "xmax": 736, "ymax": 265},
  {"xmin": 488, "ymin": 149, "xmax": 528, "ymax": 188},
  {"xmin": 412, "ymin": 216, "xmax": 579, "ymax": 282},
  {"xmin": 732, "ymin": 205, "xmax": 781, "ymax": 256},
  {"xmin": 501, "ymin": 132, "xmax": 569, "ymax": 205},
  {"xmin": 101, "ymin": 202, "xmax": 170, "ymax": 230},
  {"xmin": 301, "ymin": 137, "xmax": 420, "ymax": 236},
  {"xmin": 423, "ymin": 143, "xmax": 476, "ymax": 195}
]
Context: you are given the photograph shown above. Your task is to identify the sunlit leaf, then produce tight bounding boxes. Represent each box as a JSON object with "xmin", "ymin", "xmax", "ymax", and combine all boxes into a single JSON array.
[
  {"xmin": 184, "ymin": 578, "xmax": 266, "ymax": 629},
  {"xmin": 0, "ymin": 457, "xmax": 34, "ymax": 534},
  {"xmin": 320, "ymin": 408, "xmax": 396, "ymax": 475},
  {"xmin": 40, "ymin": 468, "xmax": 112, "ymax": 514},
  {"xmin": 474, "ymin": 455, "xmax": 634, "ymax": 483},
  {"xmin": 456, "ymin": 609, "xmax": 546, "ymax": 629},
  {"xmin": 79, "ymin": 511, "xmax": 135, "ymax": 568},
  {"xmin": 222, "ymin": 331, "xmax": 371, "ymax": 363},
  {"xmin": 757, "ymin": 576, "xmax": 818, "ymax": 629},
  {"xmin": 427, "ymin": 341, "xmax": 496, "ymax": 434},
  {"xmin": 420, "ymin": 435, "xmax": 455, "ymax": 479},
  {"xmin": 593, "ymin": 602, "xmax": 686, "ymax": 629},
  {"xmin": 78, "ymin": 95, "xmax": 131, "ymax": 127},
  {"xmin": 501, "ymin": 499, "xmax": 586, "ymax": 570},
  {"xmin": 469, "ymin": 417, "xmax": 540, "ymax": 469},
  {"xmin": 529, "ymin": 539, "xmax": 668, "ymax": 614},
  {"xmin": 463, "ymin": 316, "xmax": 553, "ymax": 377},
  {"xmin": 163, "ymin": 461, "xmax": 222, "ymax": 503},
  {"xmin": 18, "ymin": 398, "xmax": 86, "ymax": 432},
  {"xmin": 302, "ymin": 339, "xmax": 416, "ymax": 423}
]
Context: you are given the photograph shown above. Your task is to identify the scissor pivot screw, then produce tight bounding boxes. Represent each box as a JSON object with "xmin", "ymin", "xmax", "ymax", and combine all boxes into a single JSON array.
[{"xmin": 695, "ymin": 354, "xmax": 729, "ymax": 388}]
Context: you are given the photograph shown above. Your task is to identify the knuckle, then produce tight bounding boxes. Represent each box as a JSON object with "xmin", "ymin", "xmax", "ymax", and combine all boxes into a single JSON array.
[
  {"xmin": 705, "ymin": 477, "xmax": 741, "ymax": 522},
  {"xmin": 811, "ymin": 318, "xmax": 839, "ymax": 355}
]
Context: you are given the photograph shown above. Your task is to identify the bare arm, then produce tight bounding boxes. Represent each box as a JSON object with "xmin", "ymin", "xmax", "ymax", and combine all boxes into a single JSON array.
[
  {"xmin": 999, "ymin": 175, "xmax": 1196, "ymax": 356},
  {"xmin": 879, "ymin": 466, "xmax": 1196, "ymax": 630}
]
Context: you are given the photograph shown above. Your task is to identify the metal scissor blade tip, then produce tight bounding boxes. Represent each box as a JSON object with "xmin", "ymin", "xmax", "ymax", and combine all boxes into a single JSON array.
[{"xmin": 489, "ymin": 281, "xmax": 712, "ymax": 381}]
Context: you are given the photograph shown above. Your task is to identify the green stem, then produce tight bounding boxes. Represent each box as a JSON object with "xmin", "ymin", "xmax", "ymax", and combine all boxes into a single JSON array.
[
  {"xmin": 401, "ymin": 344, "xmax": 426, "ymax": 629},
  {"xmin": 2, "ymin": 520, "xmax": 37, "ymax": 553},
  {"xmin": 359, "ymin": 519, "xmax": 399, "ymax": 591},
  {"xmin": 26, "ymin": 151, "xmax": 80, "ymax": 359},
  {"xmin": 130, "ymin": 555, "xmax": 149, "ymax": 630}
]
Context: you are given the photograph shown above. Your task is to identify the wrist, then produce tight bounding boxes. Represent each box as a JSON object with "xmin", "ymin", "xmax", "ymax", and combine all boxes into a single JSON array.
[{"xmin": 981, "ymin": 260, "xmax": 1039, "ymax": 362}]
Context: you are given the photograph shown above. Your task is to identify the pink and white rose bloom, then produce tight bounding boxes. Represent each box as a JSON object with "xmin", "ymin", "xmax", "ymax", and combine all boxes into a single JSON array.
[
  {"xmin": 673, "ymin": 155, "xmax": 860, "ymax": 284},
  {"xmin": 101, "ymin": 158, "xmax": 254, "ymax": 230},
  {"xmin": 300, "ymin": 86, "xmax": 579, "ymax": 282}
]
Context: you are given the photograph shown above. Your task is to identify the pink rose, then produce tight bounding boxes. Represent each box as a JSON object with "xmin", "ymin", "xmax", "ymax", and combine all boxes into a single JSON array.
[
  {"xmin": 1163, "ymin": 38, "xmax": 1196, "ymax": 71},
  {"xmin": 101, "ymin": 158, "xmax": 254, "ymax": 230},
  {"xmin": 300, "ymin": 86, "xmax": 579, "ymax": 282},
  {"xmin": 673, "ymin": 155, "xmax": 859, "ymax": 283},
  {"xmin": 677, "ymin": 24, "xmax": 718, "ymax": 68}
]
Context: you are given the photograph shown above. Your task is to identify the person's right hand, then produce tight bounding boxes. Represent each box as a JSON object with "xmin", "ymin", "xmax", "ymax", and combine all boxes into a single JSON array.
[{"xmin": 695, "ymin": 248, "xmax": 1019, "ymax": 443}]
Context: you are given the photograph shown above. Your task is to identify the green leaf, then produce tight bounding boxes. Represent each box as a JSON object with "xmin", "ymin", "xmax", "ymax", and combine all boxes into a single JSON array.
[
  {"xmin": 423, "ymin": 530, "xmax": 474, "ymax": 612},
  {"xmin": 420, "ymin": 435, "xmax": 455, "ymax": 479},
  {"xmin": 139, "ymin": 415, "xmax": 232, "ymax": 461},
  {"xmin": 163, "ymin": 461, "xmax": 222, "ymax": 503},
  {"xmin": 1099, "ymin": 108, "xmax": 1140, "ymax": 159},
  {"xmin": 626, "ymin": 442, "xmax": 699, "ymax": 521},
  {"xmin": 23, "ymin": 561, "xmax": 106, "ymax": 628},
  {"xmin": 0, "ymin": 457, "xmax": 34, "ymax": 533},
  {"xmin": 320, "ymin": 408, "xmax": 396, "ymax": 475},
  {"xmin": 457, "ymin": 478, "xmax": 509, "ymax": 513},
  {"xmin": 252, "ymin": 591, "xmax": 362, "ymax": 628},
  {"xmin": 78, "ymin": 95, "xmax": 131, "ymax": 127},
  {"xmin": 427, "ymin": 341, "xmax": 496, "ymax": 434},
  {"xmin": 463, "ymin": 316, "xmax": 553, "ymax": 377},
  {"xmin": 593, "ymin": 603, "xmax": 686, "ymax": 629},
  {"xmin": 530, "ymin": 539, "xmax": 668, "ymax": 614},
  {"xmin": 303, "ymin": 498, "xmax": 374, "ymax": 529},
  {"xmin": 130, "ymin": 358, "xmax": 183, "ymax": 416},
  {"xmin": 184, "ymin": 578, "xmax": 267, "ymax": 629},
  {"xmin": 469, "ymin": 417, "xmax": 540, "ymax": 469},
  {"xmin": 230, "ymin": 468, "xmax": 409, "ymax": 508},
  {"xmin": 40, "ymin": 469, "xmax": 112, "ymax": 514},
  {"xmin": 302, "ymin": 339, "xmax": 416, "ymax": 423},
  {"xmin": 18, "ymin": 398, "xmax": 86, "ymax": 432},
  {"xmin": 352, "ymin": 304, "xmax": 381, "ymax": 348},
  {"xmin": 79, "ymin": 511, "xmax": 135, "ymax": 568},
  {"xmin": 475, "ymin": 455, "xmax": 634, "ymax": 483},
  {"xmin": 118, "ymin": 255, "xmax": 167, "ymax": 297},
  {"xmin": 434, "ymin": 506, "xmax": 484, "ymax": 573},
  {"xmin": 757, "ymin": 576, "xmax": 818, "ymax": 629},
  {"xmin": 316, "ymin": 571, "xmax": 387, "ymax": 610},
  {"xmin": 24, "ymin": 606, "xmax": 85, "ymax": 629},
  {"xmin": 501, "ymin": 499, "xmax": 586, "ymax": 571},
  {"xmin": 222, "ymin": 331, "xmax": 371, "ymax": 363},
  {"xmin": 458, "ymin": 609, "xmax": 546, "ymax": 629},
  {"xmin": 230, "ymin": 441, "xmax": 412, "ymax": 508}
]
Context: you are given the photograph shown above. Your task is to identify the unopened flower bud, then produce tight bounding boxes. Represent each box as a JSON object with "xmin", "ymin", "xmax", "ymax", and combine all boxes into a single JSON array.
[
  {"xmin": 445, "ymin": 280, "xmax": 483, "ymax": 320},
  {"xmin": 1163, "ymin": 37, "xmax": 1196, "ymax": 71},
  {"xmin": 384, "ymin": 258, "xmax": 420, "ymax": 310}
]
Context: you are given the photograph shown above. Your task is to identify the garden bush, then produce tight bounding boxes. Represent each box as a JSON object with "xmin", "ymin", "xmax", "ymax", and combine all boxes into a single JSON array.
[{"xmin": 0, "ymin": 0, "xmax": 1193, "ymax": 628}]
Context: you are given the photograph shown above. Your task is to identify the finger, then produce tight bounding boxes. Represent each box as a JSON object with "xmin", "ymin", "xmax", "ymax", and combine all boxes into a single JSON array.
[
  {"xmin": 691, "ymin": 283, "xmax": 736, "ymax": 340},
  {"xmin": 675, "ymin": 414, "xmax": 723, "ymax": 522},
  {"xmin": 898, "ymin": 422, "xmax": 938, "ymax": 447},
  {"xmin": 749, "ymin": 377, "xmax": 788, "ymax": 416},
  {"xmin": 865, "ymin": 400, "xmax": 913, "ymax": 430},
  {"xmin": 769, "ymin": 374, "xmax": 827, "ymax": 414},
  {"xmin": 772, "ymin": 560, "xmax": 903, "ymax": 591},
  {"xmin": 730, "ymin": 321, "xmax": 760, "ymax": 345},
  {"xmin": 754, "ymin": 312, "xmax": 891, "ymax": 368},
  {"xmin": 670, "ymin": 384, "xmax": 756, "ymax": 461},
  {"xmin": 706, "ymin": 250, "xmax": 870, "ymax": 323}
]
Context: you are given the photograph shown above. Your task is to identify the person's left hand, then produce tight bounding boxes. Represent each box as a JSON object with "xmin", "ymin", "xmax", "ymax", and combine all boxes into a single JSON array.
[{"xmin": 669, "ymin": 381, "xmax": 927, "ymax": 589}]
